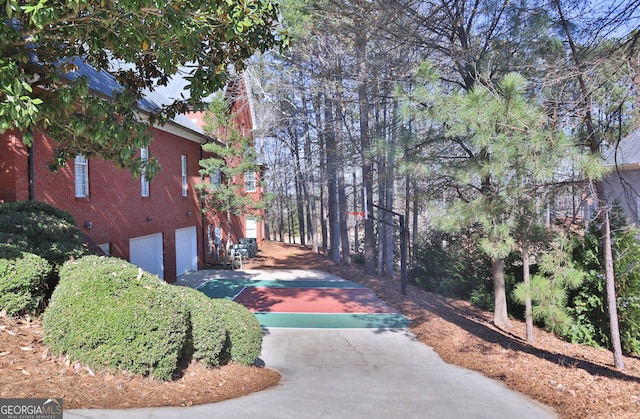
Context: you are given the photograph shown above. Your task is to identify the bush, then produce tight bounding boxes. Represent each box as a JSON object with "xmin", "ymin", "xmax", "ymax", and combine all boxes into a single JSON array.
[
  {"xmin": 0, "ymin": 201, "xmax": 84, "ymax": 266},
  {"xmin": 43, "ymin": 256, "xmax": 189, "ymax": 380},
  {"xmin": 214, "ymin": 298, "xmax": 263, "ymax": 366},
  {"xmin": 171, "ymin": 286, "xmax": 227, "ymax": 367},
  {"xmin": 410, "ymin": 229, "xmax": 493, "ymax": 303},
  {"xmin": 566, "ymin": 205, "xmax": 640, "ymax": 354},
  {"xmin": 0, "ymin": 245, "xmax": 51, "ymax": 315}
]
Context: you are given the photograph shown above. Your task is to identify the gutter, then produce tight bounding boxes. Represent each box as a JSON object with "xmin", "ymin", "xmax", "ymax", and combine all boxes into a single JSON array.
[{"xmin": 28, "ymin": 130, "xmax": 34, "ymax": 201}]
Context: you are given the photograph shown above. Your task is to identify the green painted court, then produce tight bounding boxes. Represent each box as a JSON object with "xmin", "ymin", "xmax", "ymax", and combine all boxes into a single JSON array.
[{"xmin": 196, "ymin": 276, "xmax": 408, "ymax": 329}]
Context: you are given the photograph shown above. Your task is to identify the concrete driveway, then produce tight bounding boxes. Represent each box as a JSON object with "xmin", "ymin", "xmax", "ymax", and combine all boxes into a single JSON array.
[{"xmin": 65, "ymin": 269, "xmax": 558, "ymax": 419}]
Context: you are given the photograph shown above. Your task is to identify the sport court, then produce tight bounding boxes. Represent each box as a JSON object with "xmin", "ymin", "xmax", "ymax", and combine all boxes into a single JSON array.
[{"xmin": 193, "ymin": 270, "xmax": 408, "ymax": 329}]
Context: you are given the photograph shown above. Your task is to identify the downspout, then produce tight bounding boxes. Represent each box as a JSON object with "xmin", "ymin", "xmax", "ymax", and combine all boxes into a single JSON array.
[
  {"xmin": 200, "ymin": 145, "xmax": 208, "ymax": 265},
  {"xmin": 27, "ymin": 130, "xmax": 34, "ymax": 201}
]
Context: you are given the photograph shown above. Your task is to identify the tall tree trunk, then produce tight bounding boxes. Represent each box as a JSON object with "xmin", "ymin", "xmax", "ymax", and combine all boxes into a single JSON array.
[
  {"xmin": 405, "ymin": 175, "xmax": 412, "ymax": 265},
  {"xmin": 377, "ymin": 166, "xmax": 385, "ymax": 275},
  {"xmin": 384, "ymin": 101, "xmax": 397, "ymax": 278},
  {"xmin": 356, "ymin": 25, "xmax": 376, "ymax": 274},
  {"xmin": 295, "ymin": 166, "xmax": 306, "ymax": 245},
  {"xmin": 278, "ymin": 185, "xmax": 285, "ymax": 242},
  {"xmin": 302, "ymin": 173, "xmax": 315, "ymax": 250},
  {"xmin": 264, "ymin": 207, "xmax": 271, "ymax": 241},
  {"xmin": 553, "ymin": 0, "xmax": 624, "ymax": 369},
  {"xmin": 333, "ymin": 61, "xmax": 351, "ymax": 264},
  {"xmin": 492, "ymin": 257, "xmax": 511, "ymax": 328},
  {"xmin": 286, "ymin": 187, "xmax": 294, "ymax": 244},
  {"xmin": 334, "ymin": 102, "xmax": 351, "ymax": 264},
  {"xmin": 412, "ymin": 189, "xmax": 419, "ymax": 266},
  {"xmin": 523, "ymin": 243, "xmax": 535, "ymax": 343},
  {"xmin": 302, "ymin": 93, "xmax": 319, "ymax": 253},
  {"xmin": 305, "ymin": 191, "xmax": 315, "ymax": 248},
  {"xmin": 404, "ymin": 121, "xmax": 413, "ymax": 266},
  {"xmin": 314, "ymin": 93, "xmax": 328, "ymax": 254},
  {"xmin": 353, "ymin": 171, "xmax": 359, "ymax": 251},
  {"xmin": 291, "ymin": 125, "xmax": 306, "ymax": 246},
  {"xmin": 325, "ymin": 92, "xmax": 341, "ymax": 263},
  {"xmin": 320, "ymin": 176, "xmax": 328, "ymax": 252},
  {"xmin": 338, "ymin": 162, "xmax": 351, "ymax": 264},
  {"xmin": 602, "ymin": 206, "xmax": 625, "ymax": 368}
]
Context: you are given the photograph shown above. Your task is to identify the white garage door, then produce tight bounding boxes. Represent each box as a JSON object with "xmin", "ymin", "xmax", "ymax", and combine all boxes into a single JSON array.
[
  {"xmin": 175, "ymin": 226, "xmax": 197, "ymax": 277},
  {"xmin": 130, "ymin": 233, "xmax": 164, "ymax": 279},
  {"xmin": 245, "ymin": 218, "xmax": 257, "ymax": 239}
]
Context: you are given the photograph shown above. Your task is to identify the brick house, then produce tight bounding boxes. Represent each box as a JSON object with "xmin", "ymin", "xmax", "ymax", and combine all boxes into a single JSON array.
[{"xmin": 0, "ymin": 64, "xmax": 264, "ymax": 283}]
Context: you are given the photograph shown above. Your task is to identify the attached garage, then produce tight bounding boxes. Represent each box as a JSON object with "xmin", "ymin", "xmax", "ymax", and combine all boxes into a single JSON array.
[
  {"xmin": 245, "ymin": 218, "xmax": 257, "ymax": 239},
  {"xmin": 175, "ymin": 226, "xmax": 198, "ymax": 277},
  {"xmin": 129, "ymin": 233, "xmax": 164, "ymax": 279}
]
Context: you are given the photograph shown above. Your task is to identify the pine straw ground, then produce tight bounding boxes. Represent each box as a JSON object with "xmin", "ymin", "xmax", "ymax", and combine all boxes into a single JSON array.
[{"xmin": 1, "ymin": 240, "xmax": 640, "ymax": 417}]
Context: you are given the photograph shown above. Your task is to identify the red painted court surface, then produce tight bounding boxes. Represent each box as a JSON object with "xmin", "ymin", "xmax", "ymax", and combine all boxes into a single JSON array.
[
  {"xmin": 234, "ymin": 286, "xmax": 398, "ymax": 314},
  {"xmin": 196, "ymin": 277, "xmax": 409, "ymax": 328}
]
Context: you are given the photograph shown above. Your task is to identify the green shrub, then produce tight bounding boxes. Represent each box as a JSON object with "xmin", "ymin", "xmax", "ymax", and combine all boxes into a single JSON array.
[
  {"xmin": 43, "ymin": 256, "xmax": 189, "ymax": 380},
  {"xmin": 214, "ymin": 298, "xmax": 263, "ymax": 366},
  {"xmin": 171, "ymin": 286, "xmax": 227, "ymax": 367},
  {"xmin": 0, "ymin": 245, "xmax": 51, "ymax": 315},
  {"xmin": 0, "ymin": 201, "xmax": 84, "ymax": 266},
  {"xmin": 567, "ymin": 204, "xmax": 640, "ymax": 354},
  {"xmin": 409, "ymin": 229, "xmax": 493, "ymax": 303}
]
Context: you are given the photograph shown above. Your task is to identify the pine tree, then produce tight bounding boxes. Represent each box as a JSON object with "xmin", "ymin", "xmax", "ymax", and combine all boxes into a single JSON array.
[
  {"xmin": 406, "ymin": 70, "xmax": 591, "ymax": 330},
  {"xmin": 196, "ymin": 91, "xmax": 265, "ymax": 263}
]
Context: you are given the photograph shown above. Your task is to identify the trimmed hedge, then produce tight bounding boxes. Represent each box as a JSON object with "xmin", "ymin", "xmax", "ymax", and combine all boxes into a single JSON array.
[
  {"xmin": 43, "ymin": 256, "xmax": 189, "ymax": 381},
  {"xmin": 0, "ymin": 245, "xmax": 51, "ymax": 315},
  {"xmin": 43, "ymin": 254, "xmax": 264, "ymax": 380},
  {"xmin": 168, "ymin": 287, "xmax": 263, "ymax": 367},
  {"xmin": 0, "ymin": 201, "xmax": 84, "ymax": 266},
  {"xmin": 172, "ymin": 286, "xmax": 227, "ymax": 367},
  {"xmin": 214, "ymin": 298, "xmax": 263, "ymax": 366}
]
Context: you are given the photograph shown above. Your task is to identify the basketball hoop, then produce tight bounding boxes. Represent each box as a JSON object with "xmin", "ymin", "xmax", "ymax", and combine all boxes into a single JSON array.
[{"xmin": 347, "ymin": 211, "xmax": 365, "ymax": 228}]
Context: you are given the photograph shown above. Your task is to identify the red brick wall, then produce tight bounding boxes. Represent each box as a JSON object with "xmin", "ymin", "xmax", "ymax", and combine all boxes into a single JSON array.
[
  {"xmin": 0, "ymin": 126, "xmax": 203, "ymax": 282},
  {"xmin": 0, "ymin": 130, "xmax": 30, "ymax": 202},
  {"xmin": 0, "ymin": 76, "xmax": 264, "ymax": 278}
]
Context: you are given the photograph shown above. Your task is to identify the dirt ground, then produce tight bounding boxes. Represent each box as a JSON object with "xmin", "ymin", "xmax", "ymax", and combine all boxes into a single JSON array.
[{"xmin": 1, "ymin": 241, "xmax": 639, "ymax": 417}]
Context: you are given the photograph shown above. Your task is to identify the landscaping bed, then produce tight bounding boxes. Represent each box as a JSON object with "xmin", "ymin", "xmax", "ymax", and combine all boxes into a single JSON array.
[{"xmin": 1, "ymin": 240, "xmax": 639, "ymax": 417}]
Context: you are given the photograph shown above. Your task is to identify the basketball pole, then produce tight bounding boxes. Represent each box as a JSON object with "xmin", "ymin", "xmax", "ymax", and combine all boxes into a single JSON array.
[{"xmin": 370, "ymin": 203, "xmax": 407, "ymax": 296}]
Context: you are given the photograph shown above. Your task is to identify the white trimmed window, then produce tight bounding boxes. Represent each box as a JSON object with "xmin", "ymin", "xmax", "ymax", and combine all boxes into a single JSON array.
[
  {"xmin": 74, "ymin": 155, "xmax": 89, "ymax": 198},
  {"xmin": 141, "ymin": 147, "xmax": 150, "ymax": 197},
  {"xmin": 244, "ymin": 171, "xmax": 256, "ymax": 192},
  {"xmin": 209, "ymin": 168, "xmax": 221, "ymax": 189},
  {"xmin": 181, "ymin": 155, "xmax": 188, "ymax": 197}
]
